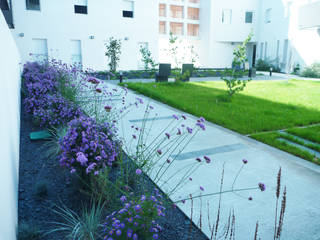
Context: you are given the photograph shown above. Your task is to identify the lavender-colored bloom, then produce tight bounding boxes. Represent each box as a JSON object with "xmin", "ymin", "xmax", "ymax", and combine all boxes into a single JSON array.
[
  {"xmin": 199, "ymin": 117, "xmax": 205, "ymax": 122},
  {"xmin": 165, "ymin": 133, "xmax": 170, "ymax": 139},
  {"xmin": 135, "ymin": 169, "xmax": 142, "ymax": 175},
  {"xmin": 95, "ymin": 88, "xmax": 102, "ymax": 93},
  {"xmin": 200, "ymin": 186, "xmax": 205, "ymax": 191},
  {"xmin": 204, "ymin": 155, "xmax": 211, "ymax": 163},
  {"xmin": 132, "ymin": 134, "xmax": 137, "ymax": 139},
  {"xmin": 157, "ymin": 149, "xmax": 162, "ymax": 155},
  {"xmin": 76, "ymin": 152, "xmax": 88, "ymax": 166},
  {"xmin": 70, "ymin": 168, "xmax": 76, "ymax": 174},
  {"xmin": 248, "ymin": 196, "xmax": 253, "ymax": 201},
  {"xmin": 104, "ymin": 105, "xmax": 112, "ymax": 112},
  {"xmin": 133, "ymin": 233, "xmax": 138, "ymax": 240},
  {"xmin": 120, "ymin": 196, "xmax": 127, "ymax": 202},
  {"xmin": 153, "ymin": 234, "xmax": 159, "ymax": 239},
  {"xmin": 182, "ymin": 114, "xmax": 187, "ymax": 120},
  {"xmin": 166, "ymin": 159, "xmax": 171, "ymax": 164},
  {"xmin": 141, "ymin": 195, "xmax": 146, "ymax": 201},
  {"xmin": 177, "ymin": 128, "xmax": 182, "ymax": 135},
  {"xmin": 196, "ymin": 157, "xmax": 202, "ymax": 162},
  {"xmin": 86, "ymin": 162, "xmax": 97, "ymax": 174},
  {"xmin": 116, "ymin": 229, "xmax": 122, "ymax": 236},
  {"xmin": 135, "ymin": 205, "xmax": 142, "ymax": 211},
  {"xmin": 172, "ymin": 114, "xmax": 179, "ymax": 120},
  {"xmin": 189, "ymin": 177, "xmax": 193, "ymax": 181},
  {"xmin": 181, "ymin": 199, "xmax": 186, "ymax": 204},
  {"xmin": 196, "ymin": 122, "xmax": 206, "ymax": 131},
  {"xmin": 242, "ymin": 159, "xmax": 248, "ymax": 164},
  {"xmin": 187, "ymin": 127, "xmax": 193, "ymax": 134},
  {"xmin": 258, "ymin": 183, "xmax": 266, "ymax": 191}
]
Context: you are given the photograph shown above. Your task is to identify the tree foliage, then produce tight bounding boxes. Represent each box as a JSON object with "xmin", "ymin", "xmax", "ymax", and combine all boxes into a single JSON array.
[{"xmin": 105, "ymin": 37, "xmax": 122, "ymax": 72}]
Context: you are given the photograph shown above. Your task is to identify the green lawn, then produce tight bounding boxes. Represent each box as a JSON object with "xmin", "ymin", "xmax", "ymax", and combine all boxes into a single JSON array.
[
  {"xmin": 124, "ymin": 79, "xmax": 320, "ymax": 164},
  {"xmin": 124, "ymin": 80, "xmax": 320, "ymax": 135},
  {"xmin": 286, "ymin": 125, "xmax": 320, "ymax": 144}
]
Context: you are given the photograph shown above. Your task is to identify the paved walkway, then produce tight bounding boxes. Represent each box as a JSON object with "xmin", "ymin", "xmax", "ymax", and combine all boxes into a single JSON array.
[
  {"xmin": 104, "ymin": 71, "xmax": 320, "ymax": 85},
  {"xmin": 104, "ymin": 81, "xmax": 320, "ymax": 240}
]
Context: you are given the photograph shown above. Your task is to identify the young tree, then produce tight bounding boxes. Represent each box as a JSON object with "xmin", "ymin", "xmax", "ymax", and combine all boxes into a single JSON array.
[
  {"xmin": 105, "ymin": 37, "xmax": 122, "ymax": 72},
  {"xmin": 139, "ymin": 45, "xmax": 157, "ymax": 71},
  {"xmin": 221, "ymin": 32, "xmax": 253, "ymax": 97}
]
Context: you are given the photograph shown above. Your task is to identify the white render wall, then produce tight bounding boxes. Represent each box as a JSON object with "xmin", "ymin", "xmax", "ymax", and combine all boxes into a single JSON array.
[
  {"xmin": 10, "ymin": 0, "xmax": 159, "ymax": 71},
  {"xmin": 0, "ymin": 11, "xmax": 21, "ymax": 240},
  {"xmin": 257, "ymin": 0, "xmax": 320, "ymax": 72}
]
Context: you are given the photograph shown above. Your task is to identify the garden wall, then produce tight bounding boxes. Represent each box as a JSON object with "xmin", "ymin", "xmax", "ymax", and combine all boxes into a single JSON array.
[{"xmin": 0, "ymin": 12, "xmax": 21, "ymax": 240}]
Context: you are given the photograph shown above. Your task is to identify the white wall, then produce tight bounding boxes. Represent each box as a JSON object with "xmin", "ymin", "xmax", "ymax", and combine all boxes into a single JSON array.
[
  {"xmin": 10, "ymin": 0, "xmax": 159, "ymax": 71},
  {"xmin": 257, "ymin": 0, "xmax": 320, "ymax": 72},
  {"xmin": 0, "ymin": 11, "xmax": 21, "ymax": 240}
]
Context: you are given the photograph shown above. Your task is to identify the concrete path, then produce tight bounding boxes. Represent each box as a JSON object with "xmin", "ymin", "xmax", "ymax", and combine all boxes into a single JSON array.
[
  {"xmin": 102, "ymin": 82, "xmax": 320, "ymax": 240},
  {"xmin": 104, "ymin": 71, "xmax": 320, "ymax": 85}
]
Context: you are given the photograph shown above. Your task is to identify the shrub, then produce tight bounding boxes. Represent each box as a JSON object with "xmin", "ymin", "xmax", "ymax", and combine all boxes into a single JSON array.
[
  {"xmin": 105, "ymin": 37, "xmax": 122, "ymax": 72},
  {"xmin": 302, "ymin": 62, "xmax": 320, "ymax": 78},
  {"xmin": 59, "ymin": 117, "xmax": 119, "ymax": 176},
  {"xmin": 103, "ymin": 191, "xmax": 165, "ymax": 240},
  {"xmin": 256, "ymin": 59, "xmax": 281, "ymax": 72}
]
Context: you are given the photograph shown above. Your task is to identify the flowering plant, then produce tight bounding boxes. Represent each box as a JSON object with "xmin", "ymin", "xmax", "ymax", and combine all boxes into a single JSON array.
[
  {"xmin": 103, "ymin": 190, "xmax": 165, "ymax": 240},
  {"xmin": 59, "ymin": 116, "xmax": 119, "ymax": 175}
]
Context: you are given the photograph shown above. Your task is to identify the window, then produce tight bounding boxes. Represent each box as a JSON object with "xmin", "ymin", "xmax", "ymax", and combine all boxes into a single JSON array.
[
  {"xmin": 70, "ymin": 40, "xmax": 82, "ymax": 66},
  {"xmin": 32, "ymin": 38, "xmax": 48, "ymax": 61},
  {"xmin": 159, "ymin": 21, "xmax": 166, "ymax": 34},
  {"xmin": 222, "ymin": 9, "xmax": 232, "ymax": 24},
  {"xmin": 26, "ymin": 0, "xmax": 40, "ymax": 11},
  {"xmin": 245, "ymin": 11, "xmax": 253, "ymax": 23},
  {"xmin": 170, "ymin": 22, "xmax": 183, "ymax": 35},
  {"xmin": 74, "ymin": 0, "xmax": 87, "ymax": 14},
  {"xmin": 159, "ymin": 4, "xmax": 166, "ymax": 17},
  {"xmin": 265, "ymin": 8, "xmax": 271, "ymax": 23},
  {"xmin": 187, "ymin": 24, "xmax": 199, "ymax": 36},
  {"xmin": 189, "ymin": 0, "xmax": 200, "ymax": 3},
  {"xmin": 188, "ymin": 7, "xmax": 199, "ymax": 20},
  {"xmin": 264, "ymin": 42, "xmax": 268, "ymax": 60},
  {"xmin": 123, "ymin": 0, "xmax": 134, "ymax": 18},
  {"xmin": 260, "ymin": 42, "xmax": 264, "ymax": 59},
  {"xmin": 170, "ymin": 5, "xmax": 183, "ymax": 19}
]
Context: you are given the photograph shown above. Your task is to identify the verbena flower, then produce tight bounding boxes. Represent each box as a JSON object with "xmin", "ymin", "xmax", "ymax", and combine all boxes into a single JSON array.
[
  {"xmin": 135, "ymin": 169, "xmax": 142, "ymax": 175},
  {"xmin": 204, "ymin": 155, "xmax": 211, "ymax": 163},
  {"xmin": 243, "ymin": 159, "xmax": 248, "ymax": 164},
  {"xmin": 258, "ymin": 183, "xmax": 266, "ymax": 191}
]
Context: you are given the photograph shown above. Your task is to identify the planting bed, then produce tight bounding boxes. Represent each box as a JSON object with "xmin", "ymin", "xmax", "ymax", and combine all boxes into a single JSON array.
[{"xmin": 18, "ymin": 99, "xmax": 208, "ymax": 240}]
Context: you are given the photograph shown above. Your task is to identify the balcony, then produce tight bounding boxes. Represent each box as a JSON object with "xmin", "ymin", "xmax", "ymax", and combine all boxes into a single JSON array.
[{"xmin": 299, "ymin": 1, "xmax": 320, "ymax": 29}]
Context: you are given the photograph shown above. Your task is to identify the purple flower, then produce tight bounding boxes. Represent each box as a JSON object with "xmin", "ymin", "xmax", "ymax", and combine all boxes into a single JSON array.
[
  {"xmin": 104, "ymin": 105, "xmax": 112, "ymax": 112},
  {"xmin": 242, "ymin": 159, "xmax": 248, "ymax": 164},
  {"xmin": 204, "ymin": 155, "xmax": 211, "ymax": 163},
  {"xmin": 199, "ymin": 117, "xmax": 205, "ymax": 122},
  {"xmin": 200, "ymin": 186, "xmax": 205, "ymax": 191},
  {"xmin": 135, "ymin": 169, "xmax": 142, "ymax": 175},
  {"xmin": 196, "ymin": 122, "xmax": 206, "ymax": 131},
  {"xmin": 189, "ymin": 177, "xmax": 192, "ymax": 181},
  {"xmin": 187, "ymin": 127, "xmax": 193, "ymax": 134},
  {"xmin": 172, "ymin": 114, "xmax": 179, "ymax": 120},
  {"xmin": 120, "ymin": 196, "xmax": 127, "ymax": 202},
  {"xmin": 135, "ymin": 205, "xmax": 142, "ymax": 211},
  {"xmin": 157, "ymin": 149, "xmax": 162, "ymax": 155},
  {"xmin": 116, "ymin": 229, "xmax": 122, "ymax": 236},
  {"xmin": 133, "ymin": 233, "xmax": 138, "ymax": 240},
  {"xmin": 248, "ymin": 196, "xmax": 253, "ymax": 201},
  {"xmin": 182, "ymin": 115, "xmax": 187, "ymax": 120},
  {"xmin": 70, "ymin": 168, "xmax": 76, "ymax": 174},
  {"xmin": 153, "ymin": 233, "xmax": 159, "ymax": 239},
  {"xmin": 177, "ymin": 128, "xmax": 182, "ymax": 135},
  {"xmin": 166, "ymin": 159, "xmax": 171, "ymax": 163},
  {"xmin": 76, "ymin": 152, "xmax": 88, "ymax": 166},
  {"xmin": 95, "ymin": 88, "xmax": 102, "ymax": 93},
  {"xmin": 258, "ymin": 183, "xmax": 266, "ymax": 192},
  {"xmin": 165, "ymin": 133, "xmax": 170, "ymax": 139},
  {"xmin": 132, "ymin": 134, "xmax": 137, "ymax": 139},
  {"xmin": 86, "ymin": 162, "xmax": 97, "ymax": 174},
  {"xmin": 136, "ymin": 97, "xmax": 144, "ymax": 104},
  {"xmin": 181, "ymin": 199, "xmax": 186, "ymax": 204},
  {"xmin": 196, "ymin": 157, "xmax": 202, "ymax": 162}
]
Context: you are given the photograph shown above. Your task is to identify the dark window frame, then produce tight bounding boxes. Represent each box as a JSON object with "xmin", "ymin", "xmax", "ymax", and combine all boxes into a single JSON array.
[
  {"xmin": 123, "ymin": 10, "xmax": 133, "ymax": 18},
  {"xmin": 74, "ymin": 5, "xmax": 88, "ymax": 14},
  {"xmin": 26, "ymin": 0, "xmax": 40, "ymax": 11},
  {"xmin": 245, "ymin": 11, "xmax": 253, "ymax": 23},
  {"xmin": 0, "ymin": 0, "xmax": 9, "ymax": 10}
]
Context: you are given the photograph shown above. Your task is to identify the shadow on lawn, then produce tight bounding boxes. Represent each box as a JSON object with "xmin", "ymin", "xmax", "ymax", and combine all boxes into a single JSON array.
[{"xmin": 124, "ymin": 82, "xmax": 320, "ymax": 135}]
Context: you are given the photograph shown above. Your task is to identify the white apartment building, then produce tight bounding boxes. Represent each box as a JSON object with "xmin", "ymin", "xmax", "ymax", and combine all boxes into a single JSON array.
[
  {"xmin": 1, "ymin": 0, "xmax": 159, "ymax": 71},
  {"xmin": 1, "ymin": 0, "xmax": 319, "ymax": 72}
]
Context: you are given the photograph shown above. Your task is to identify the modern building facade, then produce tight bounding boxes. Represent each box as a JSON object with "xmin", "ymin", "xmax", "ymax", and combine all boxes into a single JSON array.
[{"xmin": 1, "ymin": 0, "xmax": 319, "ymax": 72}]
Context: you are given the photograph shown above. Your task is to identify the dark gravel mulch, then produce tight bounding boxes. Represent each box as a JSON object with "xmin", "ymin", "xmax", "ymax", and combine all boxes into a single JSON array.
[{"xmin": 18, "ymin": 105, "xmax": 208, "ymax": 240}]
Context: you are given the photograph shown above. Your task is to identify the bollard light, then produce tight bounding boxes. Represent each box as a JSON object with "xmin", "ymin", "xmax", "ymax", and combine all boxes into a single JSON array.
[
  {"xmin": 269, "ymin": 67, "xmax": 273, "ymax": 76},
  {"xmin": 119, "ymin": 71, "xmax": 123, "ymax": 83}
]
